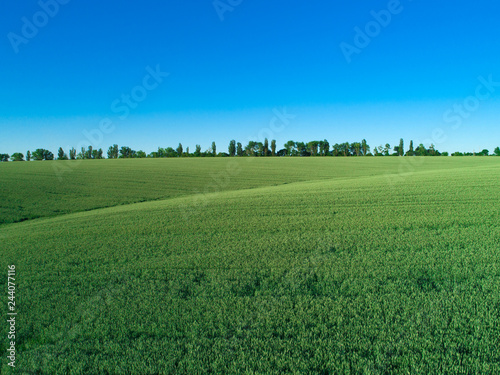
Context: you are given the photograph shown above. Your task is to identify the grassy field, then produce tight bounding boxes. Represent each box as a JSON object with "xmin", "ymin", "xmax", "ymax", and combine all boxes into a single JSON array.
[
  {"xmin": 0, "ymin": 157, "xmax": 492, "ymax": 225},
  {"xmin": 1, "ymin": 157, "xmax": 500, "ymax": 374}
]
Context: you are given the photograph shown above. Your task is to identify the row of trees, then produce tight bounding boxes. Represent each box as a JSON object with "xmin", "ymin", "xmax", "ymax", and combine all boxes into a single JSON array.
[
  {"xmin": 2, "ymin": 140, "xmax": 500, "ymax": 161},
  {"xmin": 0, "ymin": 149, "xmax": 54, "ymax": 162}
]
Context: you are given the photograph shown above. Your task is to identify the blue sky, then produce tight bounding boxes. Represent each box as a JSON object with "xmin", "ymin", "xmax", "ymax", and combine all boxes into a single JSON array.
[{"xmin": 1, "ymin": 0, "xmax": 500, "ymax": 155}]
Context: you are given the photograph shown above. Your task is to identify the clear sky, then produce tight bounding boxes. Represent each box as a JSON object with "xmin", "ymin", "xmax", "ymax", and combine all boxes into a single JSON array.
[{"xmin": 1, "ymin": 0, "xmax": 500, "ymax": 155}]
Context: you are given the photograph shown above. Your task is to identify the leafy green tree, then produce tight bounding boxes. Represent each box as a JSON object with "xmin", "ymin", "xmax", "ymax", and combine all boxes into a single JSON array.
[
  {"xmin": 345, "ymin": 142, "xmax": 352, "ymax": 156},
  {"xmin": 77, "ymin": 147, "xmax": 85, "ymax": 159},
  {"xmin": 295, "ymin": 142, "xmax": 307, "ymax": 156},
  {"xmin": 384, "ymin": 144, "xmax": 391, "ymax": 156},
  {"xmin": 399, "ymin": 138, "xmax": 404, "ymax": 156},
  {"xmin": 361, "ymin": 139, "xmax": 369, "ymax": 156},
  {"xmin": 86, "ymin": 146, "xmax": 93, "ymax": 159},
  {"xmin": 107, "ymin": 144, "xmax": 119, "ymax": 159},
  {"xmin": 325, "ymin": 140, "xmax": 331, "ymax": 155},
  {"xmin": 120, "ymin": 146, "xmax": 135, "ymax": 158},
  {"xmin": 32, "ymin": 148, "xmax": 43, "ymax": 161},
  {"xmin": 428, "ymin": 144, "xmax": 436, "ymax": 156},
  {"xmin": 32, "ymin": 149, "xmax": 53, "ymax": 161},
  {"xmin": 351, "ymin": 142, "xmax": 361, "ymax": 156},
  {"xmin": 26, "ymin": 150, "xmax": 31, "ymax": 161},
  {"xmin": 246, "ymin": 141, "xmax": 257, "ymax": 156},
  {"xmin": 45, "ymin": 150, "xmax": 54, "ymax": 160},
  {"xmin": 261, "ymin": 138, "xmax": 269, "ymax": 156},
  {"xmin": 338, "ymin": 142, "xmax": 350, "ymax": 156},
  {"xmin": 318, "ymin": 139, "xmax": 330, "ymax": 156},
  {"xmin": 164, "ymin": 147, "xmax": 176, "ymax": 157},
  {"xmin": 494, "ymin": 147, "xmax": 500, "ymax": 156},
  {"xmin": 92, "ymin": 149, "xmax": 104, "ymax": 159},
  {"xmin": 441, "ymin": 152, "xmax": 449, "ymax": 156},
  {"xmin": 271, "ymin": 139, "xmax": 276, "ymax": 156},
  {"xmin": 406, "ymin": 140, "xmax": 414, "ymax": 156},
  {"xmin": 332, "ymin": 143, "xmax": 341, "ymax": 156},
  {"xmin": 195, "ymin": 145, "xmax": 201, "ymax": 157},
  {"xmin": 0, "ymin": 154, "xmax": 9, "ymax": 162},
  {"xmin": 58, "ymin": 147, "xmax": 68, "ymax": 160},
  {"xmin": 236, "ymin": 142, "xmax": 243, "ymax": 156},
  {"xmin": 211, "ymin": 141, "xmax": 216, "ymax": 156},
  {"xmin": 177, "ymin": 143, "xmax": 183, "ymax": 156},
  {"xmin": 228, "ymin": 140, "xmax": 236, "ymax": 157},
  {"xmin": 307, "ymin": 141, "xmax": 319, "ymax": 156},
  {"xmin": 312, "ymin": 141, "xmax": 320, "ymax": 156},
  {"xmin": 284, "ymin": 140, "xmax": 295, "ymax": 156},
  {"xmin": 318, "ymin": 140, "xmax": 325, "ymax": 155},
  {"xmin": 69, "ymin": 147, "xmax": 76, "ymax": 160},
  {"xmin": 257, "ymin": 142, "xmax": 264, "ymax": 156},
  {"xmin": 136, "ymin": 150, "xmax": 147, "ymax": 158},
  {"xmin": 337, "ymin": 143, "xmax": 346, "ymax": 156},
  {"xmin": 11, "ymin": 153, "xmax": 24, "ymax": 161},
  {"xmin": 416, "ymin": 144, "xmax": 427, "ymax": 156},
  {"xmin": 480, "ymin": 149, "xmax": 489, "ymax": 156}
]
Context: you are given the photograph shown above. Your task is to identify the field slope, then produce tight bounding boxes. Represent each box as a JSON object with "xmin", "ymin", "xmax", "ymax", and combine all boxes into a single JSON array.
[
  {"xmin": 1, "ymin": 158, "xmax": 500, "ymax": 374},
  {"xmin": 0, "ymin": 157, "xmax": 493, "ymax": 225}
]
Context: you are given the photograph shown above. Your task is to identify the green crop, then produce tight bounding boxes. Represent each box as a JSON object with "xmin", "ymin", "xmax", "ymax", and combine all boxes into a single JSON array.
[
  {"xmin": 0, "ymin": 157, "xmax": 492, "ymax": 225},
  {"xmin": 0, "ymin": 158, "xmax": 499, "ymax": 374}
]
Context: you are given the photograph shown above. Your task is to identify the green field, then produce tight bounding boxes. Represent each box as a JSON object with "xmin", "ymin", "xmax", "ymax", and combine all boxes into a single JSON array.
[
  {"xmin": 0, "ymin": 157, "xmax": 492, "ymax": 225},
  {"xmin": 1, "ymin": 157, "xmax": 500, "ymax": 374}
]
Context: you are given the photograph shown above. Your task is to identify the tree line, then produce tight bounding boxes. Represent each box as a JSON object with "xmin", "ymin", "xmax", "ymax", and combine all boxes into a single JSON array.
[{"xmin": 1, "ymin": 139, "xmax": 499, "ymax": 161}]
